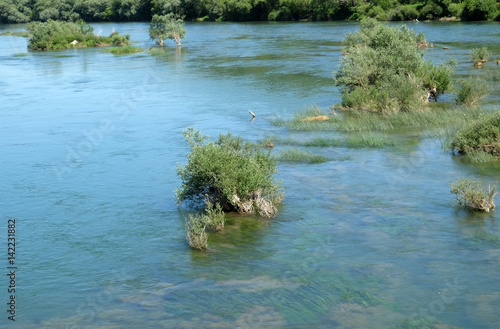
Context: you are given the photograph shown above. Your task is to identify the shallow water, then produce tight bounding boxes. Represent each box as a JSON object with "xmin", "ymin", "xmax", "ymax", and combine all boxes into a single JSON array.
[{"xmin": 1, "ymin": 21, "xmax": 500, "ymax": 328}]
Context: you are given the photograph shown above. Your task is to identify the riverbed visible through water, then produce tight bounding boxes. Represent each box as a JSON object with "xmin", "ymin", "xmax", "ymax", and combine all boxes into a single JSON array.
[{"xmin": 1, "ymin": 21, "xmax": 500, "ymax": 328}]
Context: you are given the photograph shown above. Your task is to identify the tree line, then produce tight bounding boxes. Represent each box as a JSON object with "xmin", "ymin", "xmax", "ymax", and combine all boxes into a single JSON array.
[{"xmin": 1, "ymin": 0, "xmax": 499, "ymax": 24}]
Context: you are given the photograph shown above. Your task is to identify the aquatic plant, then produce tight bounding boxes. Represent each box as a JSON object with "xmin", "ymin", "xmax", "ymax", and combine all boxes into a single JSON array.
[
  {"xmin": 276, "ymin": 149, "xmax": 328, "ymax": 164},
  {"xmin": 274, "ymin": 105, "xmax": 488, "ymax": 133},
  {"xmin": 455, "ymin": 77, "xmax": 488, "ymax": 107},
  {"xmin": 185, "ymin": 212, "xmax": 209, "ymax": 251},
  {"xmin": 185, "ymin": 200, "xmax": 226, "ymax": 250},
  {"xmin": 104, "ymin": 46, "xmax": 143, "ymax": 54},
  {"xmin": 451, "ymin": 111, "xmax": 500, "ymax": 162},
  {"xmin": 334, "ymin": 19, "xmax": 455, "ymax": 114},
  {"xmin": 177, "ymin": 128, "xmax": 283, "ymax": 218},
  {"xmin": 27, "ymin": 19, "xmax": 130, "ymax": 51},
  {"xmin": 470, "ymin": 46, "xmax": 491, "ymax": 66},
  {"xmin": 450, "ymin": 177, "xmax": 496, "ymax": 212}
]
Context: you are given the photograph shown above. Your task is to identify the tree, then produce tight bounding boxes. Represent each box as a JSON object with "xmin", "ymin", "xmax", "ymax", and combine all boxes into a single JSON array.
[
  {"xmin": 334, "ymin": 19, "xmax": 455, "ymax": 114},
  {"xmin": 149, "ymin": 13, "xmax": 186, "ymax": 47}
]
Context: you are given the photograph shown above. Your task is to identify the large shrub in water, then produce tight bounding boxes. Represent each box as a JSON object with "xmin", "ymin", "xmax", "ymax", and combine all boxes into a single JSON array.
[
  {"xmin": 176, "ymin": 128, "xmax": 283, "ymax": 218},
  {"xmin": 451, "ymin": 112, "xmax": 500, "ymax": 161},
  {"xmin": 334, "ymin": 19, "xmax": 455, "ymax": 114}
]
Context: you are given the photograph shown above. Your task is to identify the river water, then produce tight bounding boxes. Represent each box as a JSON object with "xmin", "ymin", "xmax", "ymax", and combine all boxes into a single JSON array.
[{"xmin": 1, "ymin": 21, "xmax": 500, "ymax": 328}]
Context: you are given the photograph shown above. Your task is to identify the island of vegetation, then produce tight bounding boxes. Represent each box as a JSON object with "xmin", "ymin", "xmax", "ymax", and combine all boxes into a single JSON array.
[
  {"xmin": 1, "ymin": 0, "xmax": 499, "ymax": 23},
  {"xmin": 176, "ymin": 128, "xmax": 283, "ymax": 250},
  {"xmin": 27, "ymin": 19, "xmax": 131, "ymax": 51}
]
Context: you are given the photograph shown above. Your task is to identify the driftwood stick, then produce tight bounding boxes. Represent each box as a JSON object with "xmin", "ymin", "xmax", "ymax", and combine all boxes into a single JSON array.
[{"xmin": 249, "ymin": 110, "xmax": 256, "ymax": 118}]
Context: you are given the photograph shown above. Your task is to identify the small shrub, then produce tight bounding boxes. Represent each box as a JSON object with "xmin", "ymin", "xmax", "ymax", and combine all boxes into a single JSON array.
[
  {"xmin": 451, "ymin": 111, "xmax": 500, "ymax": 160},
  {"xmin": 185, "ymin": 213, "xmax": 208, "ymax": 251},
  {"xmin": 470, "ymin": 46, "xmax": 491, "ymax": 66},
  {"xmin": 455, "ymin": 77, "xmax": 488, "ymax": 107},
  {"xmin": 177, "ymin": 128, "xmax": 283, "ymax": 218},
  {"xmin": 450, "ymin": 177, "xmax": 496, "ymax": 212}
]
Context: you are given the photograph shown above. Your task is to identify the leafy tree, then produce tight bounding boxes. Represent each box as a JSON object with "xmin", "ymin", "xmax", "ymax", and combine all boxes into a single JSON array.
[
  {"xmin": 0, "ymin": 0, "xmax": 31, "ymax": 23},
  {"xmin": 149, "ymin": 13, "xmax": 186, "ymax": 47},
  {"xmin": 334, "ymin": 19, "xmax": 455, "ymax": 114},
  {"xmin": 461, "ymin": 0, "xmax": 497, "ymax": 20}
]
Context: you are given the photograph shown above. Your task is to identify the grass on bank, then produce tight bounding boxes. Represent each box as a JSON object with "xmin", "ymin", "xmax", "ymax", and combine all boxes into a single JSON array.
[{"xmin": 185, "ymin": 201, "xmax": 226, "ymax": 251}]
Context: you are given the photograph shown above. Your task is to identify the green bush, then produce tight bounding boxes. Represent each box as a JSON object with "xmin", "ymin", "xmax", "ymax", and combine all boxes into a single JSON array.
[
  {"xmin": 27, "ymin": 19, "xmax": 130, "ymax": 51},
  {"xmin": 176, "ymin": 128, "xmax": 283, "ymax": 218},
  {"xmin": 185, "ymin": 213, "xmax": 209, "ymax": 251},
  {"xmin": 447, "ymin": 3, "xmax": 464, "ymax": 18},
  {"xmin": 450, "ymin": 177, "xmax": 496, "ymax": 212},
  {"xmin": 470, "ymin": 46, "xmax": 491, "ymax": 66},
  {"xmin": 419, "ymin": 1, "xmax": 443, "ymax": 20},
  {"xmin": 461, "ymin": 0, "xmax": 497, "ymax": 20},
  {"xmin": 451, "ymin": 111, "xmax": 500, "ymax": 160},
  {"xmin": 334, "ymin": 19, "xmax": 455, "ymax": 114},
  {"xmin": 184, "ymin": 200, "xmax": 226, "ymax": 251},
  {"xmin": 455, "ymin": 77, "xmax": 488, "ymax": 107}
]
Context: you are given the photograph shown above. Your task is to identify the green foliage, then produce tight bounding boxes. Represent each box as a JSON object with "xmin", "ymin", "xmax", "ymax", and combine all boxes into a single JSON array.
[
  {"xmin": 334, "ymin": 19, "xmax": 455, "ymax": 114},
  {"xmin": 451, "ymin": 111, "xmax": 500, "ymax": 160},
  {"xmin": 0, "ymin": 0, "xmax": 498, "ymax": 23},
  {"xmin": 461, "ymin": 0, "xmax": 498, "ymax": 20},
  {"xmin": 450, "ymin": 177, "xmax": 496, "ymax": 212},
  {"xmin": 185, "ymin": 212, "xmax": 209, "ymax": 251},
  {"xmin": 276, "ymin": 149, "xmax": 328, "ymax": 163},
  {"xmin": 419, "ymin": 1, "xmax": 443, "ymax": 20},
  {"xmin": 27, "ymin": 19, "xmax": 130, "ymax": 51},
  {"xmin": 470, "ymin": 46, "xmax": 491, "ymax": 65},
  {"xmin": 149, "ymin": 13, "xmax": 186, "ymax": 47},
  {"xmin": 274, "ymin": 105, "xmax": 488, "ymax": 132},
  {"xmin": 104, "ymin": 45, "xmax": 143, "ymax": 54},
  {"xmin": 176, "ymin": 128, "xmax": 283, "ymax": 218},
  {"xmin": 184, "ymin": 200, "xmax": 226, "ymax": 251},
  {"xmin": 455, "ymin": 77, "xmax": 488, "ymax": 107}
]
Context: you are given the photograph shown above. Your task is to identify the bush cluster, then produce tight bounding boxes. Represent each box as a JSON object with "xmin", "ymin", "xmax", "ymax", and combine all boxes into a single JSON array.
[
  {"xmin": 334, "ymin": 19, "xmax": 455, "ymax": 114},
  {"xmin": 176, "ymin": 128, "xmax": 283, "ymax": 218},
  {"xmin": 451, "ymin": 112, "xmax": 500, "ymax": 161},
  {"xmin": 450, "ymin": 177, "xmax": 496, "ymax": 212},
  {"xmin": 27, "ymin": 19, "xmax": 130, "ymax": 51}
]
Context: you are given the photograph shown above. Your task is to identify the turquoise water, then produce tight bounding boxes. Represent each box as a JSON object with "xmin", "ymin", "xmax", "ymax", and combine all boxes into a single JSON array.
[{"xmin": 1, "ymin": 21, "xmax": 500, "ymax": 328}]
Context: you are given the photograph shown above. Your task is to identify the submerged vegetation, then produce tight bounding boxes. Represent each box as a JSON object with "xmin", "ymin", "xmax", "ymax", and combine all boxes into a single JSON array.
[
  {"xmin": 27, "ymin": 19, "xmax": 130, "ymax": 51},
  {"xmin": 103, "ymin": 45, "xmax": 143, "ymax": 54},
  {"xmin": 1, "ymin": 0, "xmax": 499, "ymax": 23},
  {"xmin": 177, "ymin": 128, "xmax": 283, "ymax": 219},
  {"xmin": 334, "ymin": 19, "xmax": 455, "ymax": 114},
  {"xmin": 451, "ymin": 177, "xmax": 496, "ymax": 212}
]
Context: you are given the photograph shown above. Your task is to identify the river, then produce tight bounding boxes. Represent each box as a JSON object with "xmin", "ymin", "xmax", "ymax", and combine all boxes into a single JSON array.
[{"xmin": 1, "ymin": 21, "xmax": 499, "ymax": 328}]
